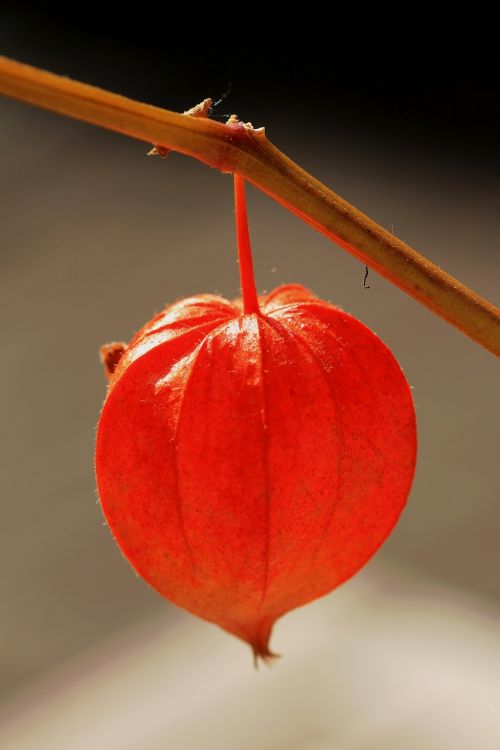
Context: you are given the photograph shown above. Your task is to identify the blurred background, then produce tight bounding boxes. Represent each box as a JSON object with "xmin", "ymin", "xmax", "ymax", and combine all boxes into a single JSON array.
[{"xmin": 1, "ymin": 10, "xmax": 499, "ymax": 749}]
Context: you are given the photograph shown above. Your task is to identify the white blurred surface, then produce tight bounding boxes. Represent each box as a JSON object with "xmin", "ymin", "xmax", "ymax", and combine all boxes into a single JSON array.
[{"xmin": 1, "ymin": 562, "xmax": 499, "ymax": 750}]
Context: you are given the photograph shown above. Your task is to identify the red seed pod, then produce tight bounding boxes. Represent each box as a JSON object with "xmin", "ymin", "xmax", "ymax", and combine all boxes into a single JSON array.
[{"xmin": 95, "ymin": 176, "xmax": 417, "ymax": 660}]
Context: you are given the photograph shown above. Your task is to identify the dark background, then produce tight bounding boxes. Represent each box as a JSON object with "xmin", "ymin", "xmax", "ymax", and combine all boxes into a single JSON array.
[
  {"xmin": 2, "ymin": 7, "xmax": 500, "ymax": 162},
  {"xmin": 1, "ymin": 10, "xmax": 499, "ymax": 748}
]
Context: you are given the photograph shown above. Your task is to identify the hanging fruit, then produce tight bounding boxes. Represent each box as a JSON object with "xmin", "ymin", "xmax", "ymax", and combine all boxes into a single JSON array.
[{"xmin": 95, "ymin": 174, "xmax": 417, "ymax": 661}]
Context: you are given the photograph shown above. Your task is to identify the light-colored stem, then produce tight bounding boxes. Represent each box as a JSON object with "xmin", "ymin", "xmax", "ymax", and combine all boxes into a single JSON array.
[{"xmin": 0, "ymin": 55, "xmax": 498, "ymax": 355}]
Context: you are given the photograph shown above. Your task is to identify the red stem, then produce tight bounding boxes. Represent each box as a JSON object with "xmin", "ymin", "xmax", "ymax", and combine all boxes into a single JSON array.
[{"xmin": 234, "ymin": 174, "xmax": 260, "ymax": 315}]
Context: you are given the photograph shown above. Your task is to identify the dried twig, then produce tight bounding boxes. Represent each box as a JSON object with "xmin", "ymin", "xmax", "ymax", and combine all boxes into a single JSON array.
[{"xmin": 0, "ymin": 55, "xmax": 498, "ymax": 355}]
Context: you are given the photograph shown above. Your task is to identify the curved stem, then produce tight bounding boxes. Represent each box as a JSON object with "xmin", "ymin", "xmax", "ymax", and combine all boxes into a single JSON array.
[
  {"xmin": 0, "ymin": 55, "xmax": 499, "ymax": 355},
  {"xmin": 234, "ymin": 174, "xmax": 260, "ymax": 314}
]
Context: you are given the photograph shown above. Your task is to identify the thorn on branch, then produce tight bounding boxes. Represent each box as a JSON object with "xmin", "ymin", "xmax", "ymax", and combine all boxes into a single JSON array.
[
  {"xmin": 147, "ymin": 144, "xmax": 170, "ymax": 158},
  {"xmin": 148, "ymin": 97, "xmax": 214, "ymax": 158}
]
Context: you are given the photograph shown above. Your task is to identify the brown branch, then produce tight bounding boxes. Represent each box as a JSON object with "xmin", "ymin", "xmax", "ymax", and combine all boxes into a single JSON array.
[{"xmin": 0, "ymin": 55, "xmax": 499, "ymax": 355}]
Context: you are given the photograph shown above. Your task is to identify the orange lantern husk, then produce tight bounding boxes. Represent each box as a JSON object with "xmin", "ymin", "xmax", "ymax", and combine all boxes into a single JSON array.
[{"xmin": 95, "ymin": 176, "xmax": 417, "ymax": 662}]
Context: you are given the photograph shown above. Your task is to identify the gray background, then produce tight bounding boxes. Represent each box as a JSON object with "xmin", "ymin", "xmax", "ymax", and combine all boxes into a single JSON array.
[{"xmin": 1, "ymin": 95, "xmax": 498, "ymax": 700}]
